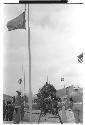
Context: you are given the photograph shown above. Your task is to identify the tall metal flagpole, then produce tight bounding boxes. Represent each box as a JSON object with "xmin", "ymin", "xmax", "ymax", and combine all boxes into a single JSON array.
[
  {"xmin": 24, "ymin": 68, "xmax": 25, "ymax": 93},
  {"xmin": 22, "ymin": 64, "xmax": 25, "ymax": 95},
  {"xmin": 23, "ymin": 65, "xmax": 26, "ymax": 107},
  {"xmin": 27, "ymin": 4, "xmax": 32, "ymax": 122}
]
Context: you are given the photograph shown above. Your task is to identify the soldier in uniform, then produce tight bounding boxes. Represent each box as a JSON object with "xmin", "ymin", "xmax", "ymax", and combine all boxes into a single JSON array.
[
  {"xmin": 5, "ymin": 101, "xmax": 14, "ymax": 121},
  {"xmin": 5, "ymin": 101, "xmax": 9, "ymax": 121},
  {"xmin": 14, "ymin": 91, "xmax": 22, "ymax": 124},
  {"xmin": 21, "ymin": 97, "xmax": 24, "ymax": 121}
]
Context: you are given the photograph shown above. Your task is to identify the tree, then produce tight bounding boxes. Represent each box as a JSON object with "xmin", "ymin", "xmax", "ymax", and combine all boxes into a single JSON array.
[{"xmin": 36, "ymin": 82, "xmax": 62, "ymax": 123}]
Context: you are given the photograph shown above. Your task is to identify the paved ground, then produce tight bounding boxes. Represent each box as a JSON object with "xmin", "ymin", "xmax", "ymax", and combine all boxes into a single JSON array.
[{"xmin": 3, "ymin": 109, "xmax": 75, "ymax": 124}]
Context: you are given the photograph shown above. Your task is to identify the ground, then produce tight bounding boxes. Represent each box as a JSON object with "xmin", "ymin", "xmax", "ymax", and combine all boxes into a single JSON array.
[{"xmin": 3, "ymin": 109, "xmax": 75, "ymax": 124}]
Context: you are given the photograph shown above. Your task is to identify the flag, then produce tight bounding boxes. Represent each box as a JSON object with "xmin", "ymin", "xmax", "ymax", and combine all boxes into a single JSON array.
[
  {"xmin": 77, "ymin": 53, "xmax": 83, "ymax": 63},
  {"xmin": 61, "ymin": 77, "xmax": 64, "ymax": 81},
  {"xmin": 18, "ymin": 78, "xmax": 22, "ymax": 84},
  {"xmin": 7, "ymin": 12, "xmax": 25, "ymax": 31}
]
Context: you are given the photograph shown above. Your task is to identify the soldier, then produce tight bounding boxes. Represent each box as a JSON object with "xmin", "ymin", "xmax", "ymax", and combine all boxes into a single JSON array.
[
  {"xmin": 14, "ymin": 91, "xmax": 22, "ymax": 124},
  {"xmin": 5, "ymin": 101, "xmax": 9, "ymax": 121},
  {"xmin": 21, "ymin": 97, "xmax": 24, "ymax": 121},
  {"xmin": 5, "ymin": 101, "xmax": 14, "ymax": 121}
]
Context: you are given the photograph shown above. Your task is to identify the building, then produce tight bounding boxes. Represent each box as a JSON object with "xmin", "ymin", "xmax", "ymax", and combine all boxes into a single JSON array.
[{"xmin": 56, "ymin": 85, "xmax": 83, "ymax": 100}]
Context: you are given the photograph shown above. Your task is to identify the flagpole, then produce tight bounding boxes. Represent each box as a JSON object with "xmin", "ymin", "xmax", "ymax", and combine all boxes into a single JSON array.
[
  {"xmin": 22, "ymin": 64, "xmax": 24, "ymax": 96},
  {"xmin": 24, "ymin": 69, "xmax": 25, "ymax": 93},
  {"xmin": 28, "ymin": 4, "xmax": 32, "ymax": 123},
  {"xmin": 23, "ymin": 66, "xmax": 26, "ymax": 107},
  {"xmin": 22, "ymin": 64, "xmax": 25, "ymax": 95}
]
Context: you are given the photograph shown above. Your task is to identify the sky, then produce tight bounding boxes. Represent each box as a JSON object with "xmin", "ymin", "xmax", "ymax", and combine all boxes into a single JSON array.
[{"xmin": 3, "ymin": 4, "xmax": 85, "ymax": 96}]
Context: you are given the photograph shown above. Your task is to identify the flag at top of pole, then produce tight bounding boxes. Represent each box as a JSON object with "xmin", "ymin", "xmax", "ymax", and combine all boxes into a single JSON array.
[{"xmin": 7, "ymin": 12, "xmax": 26, "ymax": 31}]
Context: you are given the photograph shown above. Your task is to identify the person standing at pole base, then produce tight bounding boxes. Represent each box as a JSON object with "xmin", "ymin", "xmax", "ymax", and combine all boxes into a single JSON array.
[{"xmin": 14, "ymin": 91, "xmax": 22, "ymax": 124}]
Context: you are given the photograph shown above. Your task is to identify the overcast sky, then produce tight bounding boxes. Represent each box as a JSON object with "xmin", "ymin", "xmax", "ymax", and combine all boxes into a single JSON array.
[{"xmin": 3, "ymin": 4, "xmax": 85, "ymax": 96}]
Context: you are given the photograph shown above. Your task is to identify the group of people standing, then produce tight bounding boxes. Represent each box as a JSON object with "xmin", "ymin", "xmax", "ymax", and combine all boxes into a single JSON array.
[
  {"xmin": 3, "ymin": 91, "xmax": 24, "ymax": 124},
  {"xmin": 3, "ymin": 87, "xmax": 83, "ymax": 124}
]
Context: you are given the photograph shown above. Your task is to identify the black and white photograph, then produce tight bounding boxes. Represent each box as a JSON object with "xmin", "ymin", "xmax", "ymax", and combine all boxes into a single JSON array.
[{"xmin": 2, "ymin": 1, "xmax": 84, "ymax": 124}]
